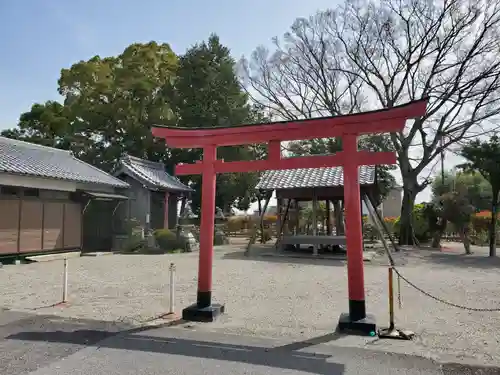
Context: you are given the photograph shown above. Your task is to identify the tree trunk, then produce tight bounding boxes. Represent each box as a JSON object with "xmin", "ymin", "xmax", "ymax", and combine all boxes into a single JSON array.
[
  {"xmin": 398, "ymin": 188, "xmax": 417, "ymax": 245},
  {"xmin": 333, "ymin": 201, "xmax": 344, "ymax": 235},
  {"xmin": 431, "ymin": 219, "xmax": 447, "ymax": 249},
  {"xmin": 489, "ymin": 189, "xmax": 499, "ymax": 257},
  {"xmin": 458, "ymin": 225, "xmax": 472, "ymax": 254}
]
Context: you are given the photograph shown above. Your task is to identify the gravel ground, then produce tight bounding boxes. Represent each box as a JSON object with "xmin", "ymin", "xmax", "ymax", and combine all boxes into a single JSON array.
[{"xmin": 0, "ymin": 242, "xmax": 499, "ymax": 367}]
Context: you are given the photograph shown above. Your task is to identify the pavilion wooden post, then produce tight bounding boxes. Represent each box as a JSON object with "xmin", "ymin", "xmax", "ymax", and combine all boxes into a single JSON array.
[
  {"xmin": 163, "ymin": 192, "xmax": 170, "ymax": 229},
  {"xmin": 178, "ymin": 196, "xmax": 187, "ymax": 225},
  {"xmin": 276, "ymin": 197, "xmax": 283, "ymax": 239},
  {"xmin": 326, "ymin": 200, "xmax": 331, "ymax": 235},
  {"xmin": 312, "ymin": 190, "xmax": 318, "ymax": 255}
]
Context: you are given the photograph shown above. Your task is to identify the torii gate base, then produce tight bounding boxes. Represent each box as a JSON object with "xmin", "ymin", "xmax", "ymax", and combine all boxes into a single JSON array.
[
  {"xmin": 183, "ymin": 303, "xmax": 225, "ymax": 322},
  {"xmin": 152, "ymin": 99, "xmax": 427, "ymax": 335}
]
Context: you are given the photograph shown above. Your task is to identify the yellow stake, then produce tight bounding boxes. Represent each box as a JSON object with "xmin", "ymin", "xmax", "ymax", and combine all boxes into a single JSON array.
[{"xmin": 388, "ymin": 266, "xmax": 395, "ymax": 330}]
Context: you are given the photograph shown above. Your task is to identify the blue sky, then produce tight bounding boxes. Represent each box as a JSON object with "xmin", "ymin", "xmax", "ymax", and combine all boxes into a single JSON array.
[{"xmin": 0, "ymin": 0, "xmax": 338, "ymax": 130}]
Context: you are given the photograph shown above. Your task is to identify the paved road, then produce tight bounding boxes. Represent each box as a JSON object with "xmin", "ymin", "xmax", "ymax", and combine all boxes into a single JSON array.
[{"xmin": 0, "ymin": 309, "xmax": 496, "ymax": 375}]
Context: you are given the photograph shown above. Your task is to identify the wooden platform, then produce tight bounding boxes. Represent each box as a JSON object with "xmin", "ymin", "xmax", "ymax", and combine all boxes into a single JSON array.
[{"xmin": 280, "ymin": 235, "xmax": 347, "ymax": 247}]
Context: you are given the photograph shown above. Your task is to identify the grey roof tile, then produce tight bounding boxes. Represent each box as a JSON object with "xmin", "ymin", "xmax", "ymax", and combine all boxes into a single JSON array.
[
  {"xmin": 0, "ymin": 136, "xmax": 129, "ymax": 188},
  {"xmin": 255, "ymin": 165, "xmax": 375, "ymax": 190},
  {"xmin": 119, "ymin": 155, "xmax": 193, "ymax": 192}
]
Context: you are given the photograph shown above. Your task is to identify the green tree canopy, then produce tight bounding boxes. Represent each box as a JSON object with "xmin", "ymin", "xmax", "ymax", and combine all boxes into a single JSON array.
[
  {"xmin": 170, "ymin": 34, "xmax": 263, "ymax": 213},
  {"xmin": 2, "ymin": 41, "xmax": 178, "ymax": 171},
  {"xmin": 459, "ymin": 135, "xmax": 500, "ymax": 256},
  {"xmin": 2, "ymin": 36, "xmax": 265, "ymax": 213},
  {"xmin": 431, "ymin": 170, "xmax": 492, "ymax": 212}
]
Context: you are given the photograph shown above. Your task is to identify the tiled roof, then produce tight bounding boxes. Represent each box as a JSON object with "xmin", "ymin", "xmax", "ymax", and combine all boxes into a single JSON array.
[
  {"xmin": 118, "ymin": 155, "xmax": 193, "ymax": 192},
  {"xmin": 255, "ymin": 165, "xmax": 376, "ymax": 190},
  {"xmin": 0, "ymin": 136, "xmax": 129, "ymax": 188}
]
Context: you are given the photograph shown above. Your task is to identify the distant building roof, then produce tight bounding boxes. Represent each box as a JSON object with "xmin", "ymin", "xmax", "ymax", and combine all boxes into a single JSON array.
[
  {"xmin": 255, "ymin": 165, "xmax": 376, "ymax": 190},
  {"xmin": 117, "ymin": 155, "xmax": 193, "ymax": 193},
  {"xmin": 0, "ymin": 136, "xmax": 129, "ymax": 188}
]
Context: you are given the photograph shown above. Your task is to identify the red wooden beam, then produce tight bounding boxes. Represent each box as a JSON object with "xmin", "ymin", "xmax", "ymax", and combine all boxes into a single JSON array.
[
  {"xmin": 151, "ymin": 99, "xmax": 428, "ymax": 148},
  {"xmin": 268, "ymin": 141, "xmax": 281, "ymax": 161},
  {"xmin": 174, "ymin": 151, "xmax": 396, "ymax": 175}
]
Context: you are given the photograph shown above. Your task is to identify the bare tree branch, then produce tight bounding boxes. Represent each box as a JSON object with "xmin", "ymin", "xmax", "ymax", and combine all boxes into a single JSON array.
[{"xmin": 239, "ymin": 0, "xmax": 500, "ymax": 243}]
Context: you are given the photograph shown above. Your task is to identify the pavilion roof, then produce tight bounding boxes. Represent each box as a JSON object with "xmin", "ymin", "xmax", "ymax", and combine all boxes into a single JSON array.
[
  {"xmin": 255, "ymin": 165, "xmax": 375, "ymax": 191},
  {"xmin": 115, "ymin": 155, "xmax": 193, "ymax": 193}
]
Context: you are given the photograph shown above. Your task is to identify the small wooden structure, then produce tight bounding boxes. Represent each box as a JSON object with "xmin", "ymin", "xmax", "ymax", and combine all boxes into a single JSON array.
[
  {"xmin": 255, "ymin": 165, "xmax": 379, "ymax": 255},
  {"xmin": 113, "ymin": 155, "xmax": 193, "ymax": 231}
]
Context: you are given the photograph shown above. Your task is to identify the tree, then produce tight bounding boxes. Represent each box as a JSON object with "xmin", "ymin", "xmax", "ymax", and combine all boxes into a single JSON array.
[
  {"xmin": 3, "ymin": 37, "xmax": 265, "ymax": 213},
  {"xmin": 169, "ymin": 34, "xmax": 263, "ymax": 213},
  {"xmin": 459, "ymin": 135, "xmax": 500, "ymax": 256},
  {"xmin": 1, "ymin": 101, "xmax": 73, "ymax": 148},
  {"xmin": 431, "ymin": 190, "xmax": 475, "ymax": 253},
  {"xmin": 431, "ymin": 170, "xmax": 492, "ymax": 211},
  {"xmin": 3, "ymin": 42, "xmax": 179, "ymax": 171},
  {"xmin": 240, "ymin": 0, "xmax": 500, "ymax": 245}
]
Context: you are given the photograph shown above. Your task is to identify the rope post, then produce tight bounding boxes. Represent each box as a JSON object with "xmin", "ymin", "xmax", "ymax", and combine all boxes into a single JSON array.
[
  {"xmin": 378, "ymin": 266, "xmax": 414, "ymax": 340},
  {"xmin": 62, "ymin": 258, "xmax": 68, "ymax": 303},
  {"xmin": 388, "ymin": 266, "xmax": 394, "ymax": 330},
  {"xmin": 169, "ymin": 263, "xmax": 176, "ymax": 314},
  {"xmin": 397, "ymin": 274, "xmax": 402, "ymax": 309}
]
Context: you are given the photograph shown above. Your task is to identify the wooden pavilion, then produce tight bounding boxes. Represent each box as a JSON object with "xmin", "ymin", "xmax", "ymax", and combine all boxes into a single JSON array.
[{"xmin": 254, "ymin": 164, "xmax": 379, "ymax": 255}]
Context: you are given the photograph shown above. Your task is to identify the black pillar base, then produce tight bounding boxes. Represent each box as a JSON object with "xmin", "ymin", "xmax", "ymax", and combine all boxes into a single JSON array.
[
  {"xmin": 337, "ymin": 299, "xmax": 376, "ymax": 336},
  {"xmin": 181, "ymin": 291, "xmax": 225, "ymax": 322},
  {"xmin": 182, "ymin": 303, "xmax": 225, "ymax": 322},
  {"xmin": 337, "ymin": 312, "xmax": 376, "ymax": 336}
]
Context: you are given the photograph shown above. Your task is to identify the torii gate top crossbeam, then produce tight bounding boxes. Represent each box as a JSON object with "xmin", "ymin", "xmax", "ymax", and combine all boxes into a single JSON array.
[{"xmin": 151, "ymin": 99, "xmax": 428, "ymax": 148}]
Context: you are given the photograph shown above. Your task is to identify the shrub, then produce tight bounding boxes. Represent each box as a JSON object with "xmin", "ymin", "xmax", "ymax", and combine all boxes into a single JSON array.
[
  {"xmin": 247, "ymin": 227, "xmax": 272, "ymax": 243},
  {"xmin": 471, "ymin": 230, "xmax": 489, "ymax": 246},
  {"xmin": 263, "ymin": 214, "xmax": 278, "ymax": 223},
  {"xmin": 225, "ymin": 215, "xmax": 251, "ymax": 233},
  {"xmin": 363, "ymin": 222, "xmax": 378, "ymax": 242},
  {"xmin": 383, "ymin": 216, "xmax": 398, "ymax": 235},
  {"xmin": 153, "ymin": 229, "xmax": 180, "ymax": 252},
  {"xmin": 393, "ymin": 204, "xmax": 431, "ymax": 242},
  {"xmin": 471, "ymin": 211, "xmax": 499, "ymax": 233}
]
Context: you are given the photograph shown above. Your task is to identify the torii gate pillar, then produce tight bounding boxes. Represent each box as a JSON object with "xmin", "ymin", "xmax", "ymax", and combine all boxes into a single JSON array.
[{"xmin": 338, "ymin": 134, "xmax": 372, "ymax": 330}]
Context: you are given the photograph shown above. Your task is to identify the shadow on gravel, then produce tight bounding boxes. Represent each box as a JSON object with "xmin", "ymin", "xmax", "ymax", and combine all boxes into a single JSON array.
[
  {"xmin": 442, "ymin": 363, "xmax": 500, "ymax": 375},
  {"xmin": 423, "ymin": 252, "xmax": 500, "ymax": 269},
  {"xmin": 8, "ymin": 329, "xmax": 346, "ymax": 375},
  {"xmin": 222, "ymin": 250, "xmax": 346, "ymax": 267},
  {"xmin": 273, "ymin": 331, "xmax": 347, "ymax": 351}
]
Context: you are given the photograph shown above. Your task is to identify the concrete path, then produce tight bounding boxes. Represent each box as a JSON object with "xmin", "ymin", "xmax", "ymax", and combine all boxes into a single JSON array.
[
  {"xmin": 1, "ymin": 309, "xmax": 497, "ymax": 375},
  {"xmin": 0, "ymin": 309, "xmax": 130, "ymax": 375}
]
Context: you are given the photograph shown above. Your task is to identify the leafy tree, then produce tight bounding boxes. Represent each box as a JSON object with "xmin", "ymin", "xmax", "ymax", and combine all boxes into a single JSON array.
[
  {"xmin": 459, "ymin": 136, "xmax": 500, "ymax": 256},
  {"xmin": 57, "ymin": 41, "xmax": 178, "ymax": 171},
  {"xmin": 1, "ymin": 101, "xmax": 72, "ymax": 148},
  {"xmin": 431, "ymin": 170, "xmax": 492, "ymax": 212},
  {"xmin": 425, "ymin": 185, "xmax": 475, "ymax": 253},
  {"xmin": 241, "ymin": 0, "xmax": 500, "ymax": 245},
  {"xmin": 2, "ymin": 37, "xmax": 265, "ymax": 213},
  {"xmin": 3, "ymin": 42, "xmax": 178, "ymax": 171},
  {"xmin": 169, "ymin": 34, "xmax": 263, "ymax": 213}
]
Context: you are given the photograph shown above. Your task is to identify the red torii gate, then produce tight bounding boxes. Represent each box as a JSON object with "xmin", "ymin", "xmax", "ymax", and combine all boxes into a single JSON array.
[{"xmin": 152, "ymin": 99, "xmax": 427, "ymax": 335}]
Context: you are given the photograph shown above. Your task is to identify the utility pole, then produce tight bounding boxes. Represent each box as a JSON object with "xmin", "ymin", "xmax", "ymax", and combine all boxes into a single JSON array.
[{"xmin": 440, "ymin": 134, "xmax": 445, "ymax": 185}]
